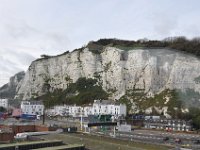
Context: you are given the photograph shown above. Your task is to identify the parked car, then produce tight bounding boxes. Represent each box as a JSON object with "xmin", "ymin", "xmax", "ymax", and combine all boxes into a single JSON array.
[
  {"xmin": 175, "ymin": 138, "xmax": 182, "ymax": 144},
  {"xmin": 163, "ymin": 137, "xmax": 169, "ymax": 141},
  {"xmin": 194, "ymin": 139, "xmax": 200, "ymax": 144}
]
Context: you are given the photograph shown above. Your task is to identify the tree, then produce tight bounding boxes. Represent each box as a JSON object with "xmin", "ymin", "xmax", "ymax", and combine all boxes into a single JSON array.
[
  {"xmin": 0, "ymin": 107, "xmax": 6, "ymax": 112},
  {"xmin": 38, "ymin": 77, "xmax": 109, "ymax": 107},
  {"xmin": 193, "ymin": 116, "xmax": 200, "ymax": 129}
]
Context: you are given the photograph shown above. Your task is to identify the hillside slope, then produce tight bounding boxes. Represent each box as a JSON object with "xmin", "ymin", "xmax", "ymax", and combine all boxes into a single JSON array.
[{"xmin": 0, "ymin": 71, "xmax": 25, "ymax": 99}]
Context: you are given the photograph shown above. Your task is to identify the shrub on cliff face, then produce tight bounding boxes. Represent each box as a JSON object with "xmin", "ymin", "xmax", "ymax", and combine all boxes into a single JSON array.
[
  {"xmin": 64, "ymin": 77, "xmax": 108, "ymax": 105},
  {"xmin": 76, "ymin": 77, "xmax": 97, "ymax": 92},
  {"xmin": 119, "ymin": 89, "xmax": 184, "ymax": 116},
  {"xmin": 40, "ymin": 77, "xmax": 108, "ymax": 108},
  {"xmin": 180, "ymin": 107, "xmax": 200, "ymax": 129}
]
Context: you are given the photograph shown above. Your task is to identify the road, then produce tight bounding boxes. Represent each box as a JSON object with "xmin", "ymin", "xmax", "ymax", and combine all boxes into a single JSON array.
[
  {"xmin": 97, "ymin": 129, "xmax": 200, "ymax": 149},
  {"xmin": 36, "ymin": 118, "xmax": 200, "ymax": 149}
]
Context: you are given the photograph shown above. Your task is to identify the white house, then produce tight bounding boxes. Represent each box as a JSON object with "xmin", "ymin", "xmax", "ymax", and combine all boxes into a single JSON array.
[
  {"xmin": 0, "ymin": 98, "xmax": 8, "ymax": 109},
  {"xmin": 46, "ymin": 105, "xmax": 70, "ymax": 116},
  {"xmin": 91, "ymin": 100, "xmax": 126, "ymax": 117},
  {"xmin": 70, "ymin": 105, "xmax": 82, "ymax": 117},
  {"xmin": 21, "ymin": 101, "xmax": 44, "ymax": 115}
]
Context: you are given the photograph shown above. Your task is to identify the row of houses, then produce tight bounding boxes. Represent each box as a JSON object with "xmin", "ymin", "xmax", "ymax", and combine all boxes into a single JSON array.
[
  {"xmin": 144, "ymin": 119, "xmax": 192, "ymax": 131},
  {"xmin": 143, "ymin": 116, "xmax": 192, "ymax": 131},
  {"xmin": 0, "ymin": 99, "xmax": 193, "ymax": 131},
  {"xmin": 46, "ymin": 100, "xmax": 127, "ymax": 117},
  {"xmin": 0, "ymin": 99, "xmax": 127, "ymax": 118},
  {"xmin": 20, "ymin": 100, "xmax": 127, "ymax": 117},
  {"xmin": 128, "ymin": 115, "xmax": 192, "ymax": 131}
]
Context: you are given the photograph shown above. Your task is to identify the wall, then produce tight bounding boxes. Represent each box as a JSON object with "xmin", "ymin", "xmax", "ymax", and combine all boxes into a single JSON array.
[
  {"xmin": 35, "ymin": 125, "xmax": 56, "ymax": 132},
  {"xmin": 0, "ymin": 133, "xmax": 14, "ymax": 142},
  {"xmin": 11, "ymin": 125, "xmax": 35, "ymax": 134},
  {"xmin": 0, "ymin": 124, "xmax": 57, "ymax": 142}
]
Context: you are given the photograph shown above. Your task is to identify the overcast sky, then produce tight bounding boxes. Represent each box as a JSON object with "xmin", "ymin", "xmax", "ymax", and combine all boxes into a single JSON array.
[{"xmin": 0, "ymin": 0, "xmax": 200, "ymax": 86}]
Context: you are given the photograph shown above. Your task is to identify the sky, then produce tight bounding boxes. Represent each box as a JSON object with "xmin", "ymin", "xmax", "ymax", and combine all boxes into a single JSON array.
[{"xmin": 0, "ymin": 0, "xmax": 200, "ymax": 86}]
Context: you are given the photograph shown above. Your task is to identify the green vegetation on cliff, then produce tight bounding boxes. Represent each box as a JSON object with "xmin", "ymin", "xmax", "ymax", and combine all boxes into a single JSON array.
[
  {"xmin": 39, "ymin": 77, "xmax": 108, "ymax": 108},
  {"xmin": 119, "ymin": 88, "xmax": 200, "ymax": 129},
  {"xmin": 88, "ymin": 37, "xmax": 200, "ymax": 56},
  {"xmin": 119, "ymin": 89, "xmax": 182, "ymax": 116}
]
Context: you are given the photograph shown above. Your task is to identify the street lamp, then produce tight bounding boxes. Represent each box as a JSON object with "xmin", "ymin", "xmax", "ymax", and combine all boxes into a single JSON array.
[{"xmin": 80, "ymin": 107, "xmax": 83, "ymax": 131}]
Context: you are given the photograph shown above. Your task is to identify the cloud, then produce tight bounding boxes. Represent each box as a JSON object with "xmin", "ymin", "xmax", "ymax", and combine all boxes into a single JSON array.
[
  {"xmin": 152, "ymin": 12, "xmax": 178, "ymax": 37},
  {"xmin": 0, "ymin": 55, "xmax": 23, "ymax": 85},
  {"xmin": 4, "ymin": 21, "xmax": 39, "ymax": 39},
  {"xmin": 1, "ymin": 19, "xmax": 70, "ymax": 53},
  {"xmin": 0, "ymin": 0, "xmax": 200, "ymax": 87},
  {"xmin": 0, "ymin": 21, "xmax": 70, "ymax": 86},
  {"xmin": 0, "ymin": 47, "xmax": 36, "ymax": 86},
  {"xmin": 3, "ymin": 48, "xmax": 36, "ymax": 66}
]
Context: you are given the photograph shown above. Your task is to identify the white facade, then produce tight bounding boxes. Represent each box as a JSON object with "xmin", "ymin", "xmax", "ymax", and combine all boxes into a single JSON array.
[
  {"xmin": 21, "ymin": 101, "xmax": 44, "ymax": 115},
  {"xmin": 46, "ymin": 105, "xmax": 82, "ymax": 117},
  {"xmin": 0, "ymin": 99, "xmax": 8, "ymax": 109},
  {"xmin": 83, "ymin": 106, "xmax": 93, "ymax": 117},
  {"xmin": 46, "ymin": 100, "xmax": 127, "ymax": 117},
  {"xmin": 46, "ymin": 105, "xmax": 70, "ymax": 116},
  {"xmin": 91, "ymin": 100, "xmax": 126, "ymax": 117},
  {"xmin": 69, "ymin": 105, "xmax": 82, "ymax": 117}
]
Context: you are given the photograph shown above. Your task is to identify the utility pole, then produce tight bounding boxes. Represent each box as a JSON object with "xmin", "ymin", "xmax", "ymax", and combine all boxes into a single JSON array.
[
  {"xmin": 42, "ymin": 105, "xmax": 45, "ymax": 125},
  {"xmin": 81, "ymin": 108, "xmax": 83, "ymax": 131},
  {"xmin": 42, "ymin": 112, "xmax": 45, "ymax": 125}
]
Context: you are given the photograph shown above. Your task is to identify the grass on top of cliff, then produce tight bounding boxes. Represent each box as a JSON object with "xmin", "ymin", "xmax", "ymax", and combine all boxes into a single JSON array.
[
  {"xmin": 88, "ymin": 37, "xmax": 200, "ymax": 56},
  {"xmin": 34, "ymin": 37, "xmax": 200, "ymax": 62},
  {"xmin": 39, "ymin": 77, "xmax": 109, "ymax": 108}
]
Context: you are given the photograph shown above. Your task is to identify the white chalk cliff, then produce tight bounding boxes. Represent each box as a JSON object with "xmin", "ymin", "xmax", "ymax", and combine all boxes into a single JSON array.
[{"xmin": 15, "ymin": 46, "xmax": 200, "ymax": 102}]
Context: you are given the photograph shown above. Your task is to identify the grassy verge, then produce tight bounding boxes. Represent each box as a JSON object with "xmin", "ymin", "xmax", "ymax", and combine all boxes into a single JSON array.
[{"xmin": 40, "ymin": 133, "xmax": 172, "ymax": 150}]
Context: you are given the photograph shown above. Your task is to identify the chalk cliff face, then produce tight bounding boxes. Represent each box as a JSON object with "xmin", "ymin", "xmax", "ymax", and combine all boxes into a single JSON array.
[
  {"xmin": 0, "ymin": 71, "xmax": 25, "ymax": 99},
  {"xmin": 14, "ymin": 47, "xmax": 200, "ymax": 103}
]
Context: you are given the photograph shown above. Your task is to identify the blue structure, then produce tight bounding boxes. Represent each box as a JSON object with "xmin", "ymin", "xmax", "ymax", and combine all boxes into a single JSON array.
[
  {"xmin": 21, "ymin": 114, "xmax": 36, "ymax": 120},
  {"xmin": 131, "ymin": 114, "xmax": 145, "ymax": 120}
]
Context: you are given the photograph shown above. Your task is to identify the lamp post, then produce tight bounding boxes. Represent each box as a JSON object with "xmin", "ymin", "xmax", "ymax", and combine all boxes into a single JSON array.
[
  {"xmin": 80, "ymin": 107, "xmax": 83, "ymax": 131},
  {"xmin": 42, "ymin": 107, "xmax": 45, "ymax": 125},
  {"xmin": 42, "ymin": 102, "xmax": 46, "ymax": 125}
]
